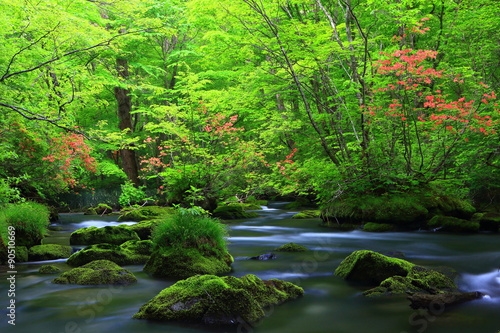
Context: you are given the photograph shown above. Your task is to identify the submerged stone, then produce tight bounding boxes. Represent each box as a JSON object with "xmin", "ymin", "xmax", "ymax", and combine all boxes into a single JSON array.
[
  {"xmin": 274, "ymin": 243, "xmax": 309, "ymax": 252},
  {"xmin": 427, "ymin": 216, "xmax": 480, "ymax": 233},
  {"xmin": 291, "ymin": 210, "xmax": 320, "ymax": 219},
  {"xmin": 28, "ymin": 244, "xmax": 73, "ymax": 261},
  {"xmin": 249, "ymin": 253, "xmax": 277, "ymax": 260},
  {"xmin": 132, "ymin": 274, "xmax": 303, "ymax": 326},
  {"xmin": 70, "ymin": 225, "xmax": 140, "ymax": 245},
  {"xmin": 39, "ymin": 265, "xmax": 62, "ymax": 274},
  {"xmin": 53, "ymin": 260, "xmax": 137, "ymax": 285},
  {"xmin": 66, "ymin": 240, "xmax": 153, "ymax": 267},
  {"xmin": 407, "ymin": 291, "xmax": 484, "ymax": 310}
]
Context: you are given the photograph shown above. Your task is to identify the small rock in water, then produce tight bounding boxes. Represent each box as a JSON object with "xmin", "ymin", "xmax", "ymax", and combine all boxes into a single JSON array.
[{"xmin": 249, "ymin": 253, "xmax": 277, "ymax": 260}]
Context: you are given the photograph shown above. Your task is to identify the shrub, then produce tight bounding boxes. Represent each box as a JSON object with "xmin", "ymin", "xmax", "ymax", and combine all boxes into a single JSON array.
[
  {"xmin": 1, "ymin": 202, "xmax": 50, "ymax": 246},
  {"xmin": 151, "ymin": 208, "xmax": 228, "ymax": 256}
]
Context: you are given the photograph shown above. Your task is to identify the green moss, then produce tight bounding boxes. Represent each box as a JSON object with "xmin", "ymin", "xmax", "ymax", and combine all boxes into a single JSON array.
[
  {"xmin": 53, "ymin": 260, "xmax": 137, "ymax": 285},
  {"xmin": 274, "ymin": 243, "xmax": 309, "ymax": 252},
  {"xmin": 15, "ymin": 246, "xmax": 28, "ymax": 262},
  {"xmin": 70, "ymin": 225, "xmax": 140, "ymax": 245},
  {"xmin": 28, "ymin": 244, "xmax": 73, "ymax": 261},
  {"xmin": 84, "ymin": 204, "xmax": 113, "ymax": 216},
  {"xmin": 291, "ymin": 210, "xmax": 320, "ymax": 219},
  {"xmin": 124, "ymin": 219, "xmax": 162, "ymax": 240},
  {"xmin": 39, "ymin": 265, "xmax": 61, "ymax": 274},
  {"xmin": 118, "ymin": 206, "xmax": 173, "ymax": 222},
  {"xmin": 336, "ymin": 250, "xmax": 457, "ymax": 297},
  {"xmin": 434, "ymin": 196, "xmax": 476, "ymax": 219},
  {"xmin": 213, "ymin": 205, "xmax": 259, "ymax": 219},
  {"xmin": 133, "ymin": 274, "xmax": 303, "ymax": 326},
  {"xmin": 427, "ymin": 216, "xmax": 480, "ymax": 233},
  {"xmin": 334, "ymin": 250, "xmax": 415, "ymax": 285},
  {"xmin": 363, "ymin": 222, "xmax": 394, "ymax": 232},
  {"xmin": 475, "ymin": 212, "xmax": 500, "ymax": 232},
  {"xmin": 143, "ymin": 247, "xmax": 233, "ymax": 279},
  {"xmin": 66, "ymin": 241, "xmax": 152, "ymax": 267},
  {"xmin": 321, "ymin": 194, "xmax": 429, "ymax": 225}
]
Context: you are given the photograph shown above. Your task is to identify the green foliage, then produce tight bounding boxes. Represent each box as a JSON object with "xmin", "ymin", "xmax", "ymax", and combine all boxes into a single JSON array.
[
  {"xmin": 151, "ymin": 208, "xmax": 228, "ymax": 256},
  {"xmin": 119, "ymin": 181, "xmax": 151, "ymax": 207},
  {"xmin": 0, "ymin": 202, "xmax": 50, "ymax": 246}
]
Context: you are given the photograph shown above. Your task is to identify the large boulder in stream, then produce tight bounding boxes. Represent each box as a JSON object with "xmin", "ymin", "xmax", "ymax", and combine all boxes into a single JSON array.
[
  {"xmin": 53, "ymin": 260, "xmax": 137, "ymax": 285},
  {"xmin": 132, "ymin": 274, "xmax": 304, "ymax": 326},
  {"xmin": 335, "ymin": 250, "xmax": 457, "ymax": 295},
  {"xmin": 143, "ymin": 247, "xmax": 233, "ymax": 279},
  {"xmin": 117, "ymin": 206, "xmax": 174, "ymax": 222},
  {"xmin": 70, "ymin": 225, "xmax": 140, "ymax": 245},
  {"xmin": 66, "ymin": 240, "xmax": 153, "ymax": 267},
  {"xmin": 28, "ymin": 244, "xmax": 73, "ymax": 261}
]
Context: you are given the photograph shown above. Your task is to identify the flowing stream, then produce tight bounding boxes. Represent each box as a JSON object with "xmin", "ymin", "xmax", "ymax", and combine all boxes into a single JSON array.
[{"xmin": 1, "ymin": 202, "xmax": 499, "ymax": 333}]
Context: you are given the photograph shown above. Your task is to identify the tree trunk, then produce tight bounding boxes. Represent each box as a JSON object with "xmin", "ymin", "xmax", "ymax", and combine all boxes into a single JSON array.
[{"xmin": 114, "ymin": 57, "xmax": 140, "ymax": 185}]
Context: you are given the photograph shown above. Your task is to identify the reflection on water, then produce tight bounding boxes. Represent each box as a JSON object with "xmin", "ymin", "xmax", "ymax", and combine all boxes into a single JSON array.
[{"xmin": 1, "ymin": 204, "xmax": 499, "ymax": 333}]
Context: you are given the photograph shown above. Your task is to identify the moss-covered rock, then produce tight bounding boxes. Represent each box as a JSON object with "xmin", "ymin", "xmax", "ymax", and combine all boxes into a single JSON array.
[
  {"xmin": 66, "ymin": 240, "xmax": 153, "ymax": 267},
  {"xmin": 363, "ymin": 222, "xmax": 394, "ymax": 232},
  {"xmin": 274, "ymin": 243, "xmax": 309, "ymax": 252},
  {"xmin": 335, "ymin": 250, "xmax": 457, "ymax": 297},
  {"xmin": 118, "ymin": 206, "xmax": 173, "ymax": 222},
  {"xmin": 427, "ymin": 216, "xmax": 480, "ymax": 233},
  {"xmin": 53, "ymin": 260, "xmax": 137, "ymax": 285},
  {"xmin": 132, "ymin": 274, "xmax": 303, "ymax": 326},
  {"xmin": 15, "ymin": 246, "xmax": 29, "ymax": 263},
  {"xmin": 212, "ymin": 205, "xmax": 259, "ymax": 220},
  {"xmin": 291, "ymin": 210, "xmax": 321, "ymax": 219},
  {"xmin": 335, "ymin": 250, "xmax": 415, "ymax": 285},
  {"xmin": 39, "ymin": 265, "xmax": 62, "ymax": 274},
  {"xmin": 143, "ymin": 247, "xmax": 233, "ymax": 279},
  {"xmin": 321, "ymin": 194, "xmax": 429, "ymax": 226},
  {"xmin": 473, "ymin": 212, "xmax": 500, "ymax": 232},
  {"xmin": 123, "ymin": 219, "xmax": 162, "ymax": 240},
  {"xmin": 84, "ymin": 203, "xmax": 113, "ymax": 216},
  {"xmin": 407, "ymin": 291, "xmax": 483, "ymax": 310},
  {"xmin": 28, "ymin": 244, "xmax": 73, "ymax": 261},
  {"xmin": 70, "ymin": 225, "xmax": 140, "ymax": 245},
  {"xmin": 433, "ymin": 196, "xmax": 476, "ymax": 219}
]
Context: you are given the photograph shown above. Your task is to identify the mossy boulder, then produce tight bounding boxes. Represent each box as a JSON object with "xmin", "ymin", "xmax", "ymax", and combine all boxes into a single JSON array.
[
  {"xmin": 132, "ymin": 274, "xmax": 304, "ymax": 326},
  {"xmin": 321, "ymin": 194, "xmax": 429, "ymax": 226},
  {"xmin": 53, "ymin": 260, "xmax": 137, "ymax": 285},
  {"xmin": 407, "ymin": 291, "xmax": 484, "ymax": 310},
  {"xmin": 84, "ymin": 204, "xmax": 113, "ymax": 215},
  {"xmin": 291, "ymin": 210, "xmax": 321, "ymax": 219},
  {"xmin": 427, "ymin": 216, "xmax": 480, "ymax": 233},
  {"xmin": 363, "ymin": 222, "xmax": 394, "ymax": 232},
  {"xmin": 335, "ymin": 250, "xmax": 457, "ymax": 297},
  {"xmin": 39, "ymin": 265, "xmax": 62, "ymax": 274},
  {"xmin": 335, "ymin": 250, "xmax": 415, "ymax": 285},
  {"xmin": 212, "ymin": 205, "xmax": 259, "ymax": 220},
  {"xmin": 15, "ymin": 246, "xmax": 29, "ymax": 263},
  {"xmin": 123, "ymin": 219, "xmax": 162, "ymax": 240},
  {"xmin": 70, "ymin": 225, "xmax": 140, "ymax": 245},
  {"xmin": 143, "ymin": 247, "xmax": 233, "ymax": 280},
  {"xmin": 118, "ymin": 206, "xmax": 173, "ymax": 222},
  {"xmin": 28, "ymin": 244, "xmax": 73, "ymax": 261},
  {"xmin": 473, "ymin": 212, "xmax": 500, "ymax": 232},
  {"xmin": 66, "ymin": 240, "xmax": 153, "ymax": 267},
  {"xmin": 433, "ymin": 196, "xmax": 476, "ymax": 219},
  {"xmin": 274, "ymin": 243, "xmax": 308, "ymax": 252}
]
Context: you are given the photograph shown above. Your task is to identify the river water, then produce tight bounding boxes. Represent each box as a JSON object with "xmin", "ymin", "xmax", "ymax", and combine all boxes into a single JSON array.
[{"xmin": 1, "ymin": 202, "xmax": 499, "ymax": 333}]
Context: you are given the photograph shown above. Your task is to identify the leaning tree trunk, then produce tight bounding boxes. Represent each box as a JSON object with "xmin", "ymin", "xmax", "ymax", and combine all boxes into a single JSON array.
[{"xmin": 114, "ymin": 57, "xmax": 139, "ymax": 186}]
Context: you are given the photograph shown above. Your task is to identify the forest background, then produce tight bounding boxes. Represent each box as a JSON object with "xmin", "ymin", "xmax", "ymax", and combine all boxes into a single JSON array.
[{"xmin": 1, "ymin": 0, "xmax": 499, "ymax": 214}]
